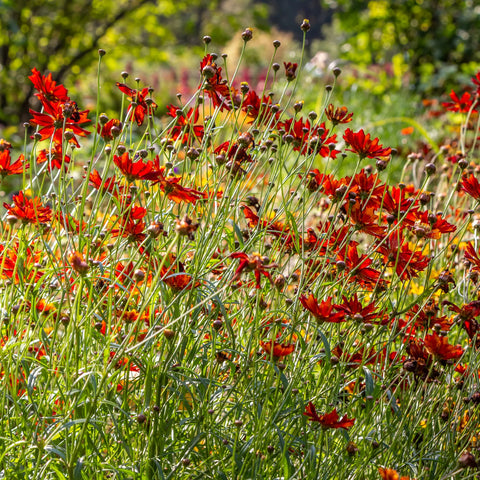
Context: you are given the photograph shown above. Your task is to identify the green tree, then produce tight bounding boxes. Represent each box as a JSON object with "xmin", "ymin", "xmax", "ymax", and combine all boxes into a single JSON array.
[
  {"xmin": 326, "ymin": 0, "xmax": 480, "ymax": 91},
  {"xmin": 0, "ymin": 0, "xmax": 269, "ymax": 130}
]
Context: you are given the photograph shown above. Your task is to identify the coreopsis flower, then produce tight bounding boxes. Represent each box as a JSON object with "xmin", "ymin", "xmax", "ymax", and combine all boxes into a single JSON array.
[
  {"xmin": 165, "ymin": 105, "xmax": 204, "ymax": 144},
  {"xmin": 337, "ymin": 243, "xmax": 384, "ymax": 289},
  {"xmin": 348, "ymin": 169, "xmax": 386, "ymax": 209},
  {"xmin": 299, "ymin": 294, "xmax": 345, "ymax": 323},
  {"xmin": 0, "ymin": 242, "xmax": 45, "ymax": 283},
  {"xmin": 461, "ymin": 174, "xmax": 480, "ymax": 200},
  {"xmin": 175, "ymin": 215, "xmax": 199, "ymax": 240},
  {"xmin": 37, "ymin": 142, "xmax": 70, "ymax": 171},
  {"xmin": 280, "ymin": 118, "xmax": 339, "ymax": 157},
  {"xmin": 214, "ymin": 135, "xmax": 255, "ymax": 176},
  {"xmin": 382, "ymin": 185, "xmax": 419, "ymax": 219},
  {"xmin": 404, "ymin": 338, "xmax": 437, "ymax": 381},
  {"xmin": 97, "ymin": 118, "xmax": 122, "ymax": 140},
  {"xmin": 376, "ymin": 232, "xmax": 430, "ymax": 280},
  {"xmin": 303, "ymin": 402, "xmax": 355, "ymax": 430},
  {"xmin": 0, "ymin": 149, "xmax": 28, "ymax": 177},
  {"xmin": 89, "ymin": 170, "xmax": 125, "ymax": 198},
  {"xmin": 346, "ymin": 203, "xmax": 386, "ymax": 237},
  {"xmin": 242, "ymin": 90, "xmax": 278, "ymax": 125},
  {"xmin": 335, "ymin": 293, "xmax": 387, "ymax": 325},
  {"xmin": 464, "ymin": 242, "xmax": 480, "ymax": 272},
  {"xmin": 325, "ymin": 104, "xmax": 353, "ymax": 125},
  {"xmin": 442, "ymin": 90, "xmax": 477, "ymax": 113},
  {"xmin": 152, "ymin": 166, "xmax": 207, "ymax": 204},
  {"xmin": 443, "ymin": 300, "xmax": 480, "ymax": 348},
  {"xmin": 408, "ymin": 211, "xmax": 456, "ymax": 239},
  {"xmin": 111, "ymin": 205, "xmax": 147, "ymax": 243},
  {"xmin": 200, "ymin": 54, "xmax": 231, "ymax": 111},
  {"xmin": 116, "ymin": 83, "xmax": 157, "ymax": 126},
  {"xmin": 240, "ymin": 205, "xmax": 290, "ymax": 237},
  {"xmin": 158, "ymin": 253, "xmax": 200, "ymax": 292},
  {"xmin": 378, "ymin": 467, "xmax": 415, "ymax": 480},
  {"xmin": 4, "ymin": 191, "xmax": 52, "ymax": 225},
  {"xmin": 113, "ymin": 152, "xmax": 159, "ymax": 183},
  {"xmin": 29, "ymin": 98, "xmax": 91, "ymax": 147},
  {"xmin": 230, "ymin": 252, "xmax": 277, "ymax": 289},
  {"xmin": 343, "ymin": 128, "xmax": 392, "ymax": 160},
  {"xmin": 28, "ymin": 67, "xmax": 69, "ymax": 103},
  {"xmin": 260, "ymin": 339, "xmax": 295, "ymax": 359},
  {"xmin": 301, "ymin": 169, "xmax": 329, "ymax": 192},
  {"xmin": 403, "ymin": 302, "xmax": 452, "ymax": 332},
  {"xmin": 424, "ymin": 332, "xmax": 463, "ymax": 361}
]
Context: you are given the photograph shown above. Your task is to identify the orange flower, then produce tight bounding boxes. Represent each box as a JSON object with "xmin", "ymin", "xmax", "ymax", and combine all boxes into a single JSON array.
[
  {"xmin": 4, "ymin": 191, "xmax": 52, "ymax": 225},
  {"xmin": 0, "ymin": 149, "xmax": 28, "ymax": 177},
  {"xmin": 378, "ymin": 467, "xmax": 415, "ymax": 480},
  {"xmin": 260, "ymin": 340, "xmax": 295, "ymax": 359}
]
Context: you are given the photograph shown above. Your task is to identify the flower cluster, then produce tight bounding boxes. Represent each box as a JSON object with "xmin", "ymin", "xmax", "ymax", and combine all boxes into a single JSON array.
[{"xmin": 1, "ymin": 27, "xmax": 480, "ymax": 479}]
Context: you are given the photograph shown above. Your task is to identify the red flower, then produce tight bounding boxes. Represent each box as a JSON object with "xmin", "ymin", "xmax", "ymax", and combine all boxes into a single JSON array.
[
  {"xmin": 299, "ymin": 294, "xmax": 345, "ymax": 323},
  {"xmin": 464, "ymin": 242, "xmax": 480, "ymax": 272},
  {"xmin": 29, "ymin": 98, "xmax": 91, "ymax": 147},
  {"xmin": 376, "ymin": 232, "xmax": 430, "ymax": 279},
  {"xmin": 0, "ymin": 149, "xmax": 28, "ymax": 177},
  {"xmin": 442, "ymin": 90, "xmax": 477, "ymax": 113},
  {"xmin": 280, "ymin": 118, "xmax": 339, "ymax": 158},
  {"xmin": 335, "ymin": 293, "xmax": 387, "ymax": 325},
  {"xmin": 230, "ymin": 252, "xmax": 277, "ymax": 289},
  {"xmin": 116, "ymin": 83, "xmax": 157, "ymax": 126},
  {"xmin": 4, "ymin": 191, "xmax": 52, "ymax": 224},
  {"xmin": 348, "ymin": 169, "xmax": 386, "ymax": 209},
  {"xmin": 260, "ymin": 340, "xmax": 295, "ymax": 359},
  {"xmin": 89, "ymin": 170, "xmax": 125, "ymax": 198},
  {"xmin": 165, "ymin": 105, "xmax": 204, "ymax": 144},
  {"xmin": 55, "ymin": 212, "xmax": 86, "ymax": 234},
  {"xmin": 424, "ymin": 332, "xmax": 463, "ymax": 361},
  {"xmin": 325, "ymin": 104, "xmax": 353, "ymax": 125},
  {"xmin": 113, "ymin": 152, "xmax": 159, "ymax": 182},
  {"xmin": 242, "ymin": 90, "xmax": 278, "ymax": 125},
  {"xmin": 303, "ymin": 402, "xmax": 355, "ymax": 430},
  {"xmin": 37, "ymin": 142, "xmax": 70, "ymax": 171},
  {"xmin": 461, "ymin": 174, "xmax": 480, "ymax": 200},
  {"xmin": 200, "ymin": 54, "xmax": 231, "ymax": 111},
  {"xmin": 337, "ymin": 243, "xmax": 383, "ymax": 289},
  {"xmin": 97, "ymin": 118, "xmax": 122, "ymax": 140},
  {"xmin": 240, "ymin": 205, "xmax": 290, "ymax": 237},
  {"xmin": 346, "ymin": 203, "xmax": 386, "ymax": 238},
  {"xmin": 153, "ymin": 166, "xmax": 207, "ymax": 205},
  {"xmin": 28, "ymin": 68, "xmax": 69, "ymax": 103},
  {"xmin": 408, "ymin": 211, "xmax": 456, "ymax": 239},
  {"xmin": 111, "ymin": 205, "xmax": 146, "ymax": 243},
  {"xmin": 158, "ymin": 253, "xmax": 200, "ymax": 292},
  {"xmin": 343, "ymin": 128, "xmax": 392, "ymax": 160}
]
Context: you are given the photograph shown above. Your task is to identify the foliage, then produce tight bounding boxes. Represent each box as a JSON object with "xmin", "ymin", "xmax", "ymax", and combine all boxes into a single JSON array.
[
  {"xmin": 0, "ymin": 0, "xmax": 269, "ymax": 129},
  {"xmin": 326, "ymin": 0, "xmax": 480, "ymax": 92},
  {"xmin": 2, "ymin": 23, "xmax": 480, "ymax": 480}
]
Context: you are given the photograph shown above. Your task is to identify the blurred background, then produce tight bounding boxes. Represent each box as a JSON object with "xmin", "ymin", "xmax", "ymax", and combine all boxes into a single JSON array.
[{"xmin": 1, "ymin": 0, "xmax": 480, "ymax": 148}]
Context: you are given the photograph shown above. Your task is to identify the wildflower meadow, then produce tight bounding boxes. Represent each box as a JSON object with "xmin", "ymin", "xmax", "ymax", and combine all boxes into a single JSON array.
[{"xmin": 2, "ymin": 20, "xmax": 480, "ymax": 480}]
